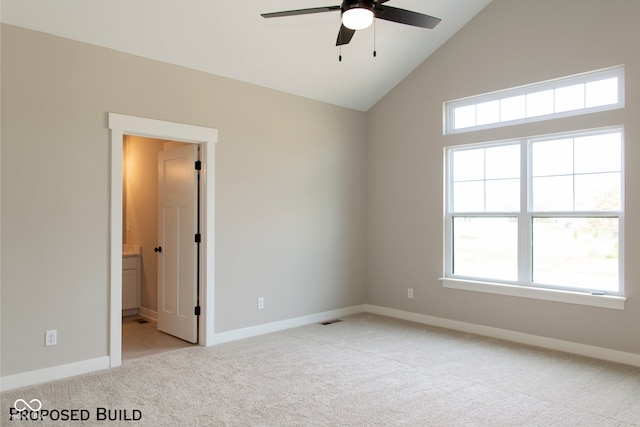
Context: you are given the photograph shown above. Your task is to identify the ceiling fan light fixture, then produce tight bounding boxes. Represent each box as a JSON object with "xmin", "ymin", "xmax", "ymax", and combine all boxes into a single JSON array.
[{"xmin": 342, "ymin": 4, "xmax": 374, "ymax": 30}]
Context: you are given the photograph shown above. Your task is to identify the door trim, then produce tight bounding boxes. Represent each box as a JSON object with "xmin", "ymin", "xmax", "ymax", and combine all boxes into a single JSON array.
[{"xmin": 108, "ymin": 113, "xmax": 218, "ymax": 368}]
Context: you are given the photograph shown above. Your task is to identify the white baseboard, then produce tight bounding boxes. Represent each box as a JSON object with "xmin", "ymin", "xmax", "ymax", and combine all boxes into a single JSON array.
[
  {"xmin": 365, "ymin": 304, "xmax": 640, "ymax": 368},
  {"xmin": 122, "ymin": 308, "xmax": 139, "ymax": 317},
  {"xmin": 1, "ymin": 356, "xmax": 110, "ymax": 392},
  {"xmin": 1, "ymin": 306, "xmax": 363, "ymax": 392},
  {"xmin": 212, "ymin": 305, "xmax": 366, "ymax": 345},
  {"xmin": 4, "ymin": 304, "xmax": 638, "ymax": 391},
  {"xmin": 138, "ymin": 307, "xmax": 157, "ymax": 322}
]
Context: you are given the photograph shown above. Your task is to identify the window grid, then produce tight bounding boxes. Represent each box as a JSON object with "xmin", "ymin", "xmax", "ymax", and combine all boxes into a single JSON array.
[
  {"xmin": 444, "ymin": 66, "xmax": 624, "ymax": 135},
  {"xmin": 445, "ymin": 127, "xmax": 623, "ymax": 295}
]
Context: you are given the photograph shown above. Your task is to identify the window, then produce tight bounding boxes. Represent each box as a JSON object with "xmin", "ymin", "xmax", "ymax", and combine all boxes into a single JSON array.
[
  {"xmin": 444, "ymin": 127, "xmax": 624, "ymax": 303},
  {"xmin": 444, "ymin": 66, "xmax": 624, "ymax": 134}
]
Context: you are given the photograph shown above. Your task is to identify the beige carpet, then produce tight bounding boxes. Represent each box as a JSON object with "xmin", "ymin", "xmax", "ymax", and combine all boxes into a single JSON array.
[{"xmin": 3, "ymin": 313, "xmax": 640, "ymax": 426}]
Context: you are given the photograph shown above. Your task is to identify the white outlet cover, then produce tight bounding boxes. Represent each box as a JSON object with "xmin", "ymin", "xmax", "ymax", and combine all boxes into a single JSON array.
[{"xmin": 45, "ymin": 330, "xmax": 57, "ymax": 346}]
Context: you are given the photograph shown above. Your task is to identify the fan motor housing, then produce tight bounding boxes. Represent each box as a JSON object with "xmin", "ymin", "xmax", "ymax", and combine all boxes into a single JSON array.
[{"xmin": 341, "ymin": 1, "xmax": 375, "ymax": 14}]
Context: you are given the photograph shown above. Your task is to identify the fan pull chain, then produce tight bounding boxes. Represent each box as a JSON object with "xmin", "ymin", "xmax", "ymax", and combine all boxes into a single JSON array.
[
  {"xmin": 338, "ymin": 14, "xmax": 343, "ymax": 62},
  {"xmin": 373, "ymin": 19, "xmax": 377, "ymax": 58}
]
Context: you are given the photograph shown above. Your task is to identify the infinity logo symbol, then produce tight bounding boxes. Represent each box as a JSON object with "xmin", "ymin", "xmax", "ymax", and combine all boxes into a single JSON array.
[{"xmin": 13, "ymin": 398, "xmax": 42, "ymax": 412}]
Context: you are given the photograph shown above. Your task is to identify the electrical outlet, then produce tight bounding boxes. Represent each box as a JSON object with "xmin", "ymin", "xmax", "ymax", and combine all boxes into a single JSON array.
[
  {"xmin": 45, "ymin": 330, "xmax": 57, "ymax": 347},
  {"xmin": 408, "ymin": 288, "xmax": 414, "ymax": 299},
  {"xmin": 257, "ymin": 297, "xmax": 265, "ymax": 310}
]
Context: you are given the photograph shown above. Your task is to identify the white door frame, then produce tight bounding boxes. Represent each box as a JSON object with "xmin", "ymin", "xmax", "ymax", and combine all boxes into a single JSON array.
[{"xmin": 108, "ymin": 113, "xmax": 217, "ymax": 368}]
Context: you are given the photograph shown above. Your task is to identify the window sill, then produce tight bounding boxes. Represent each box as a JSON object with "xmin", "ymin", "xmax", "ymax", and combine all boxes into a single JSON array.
[{"xmin": 440, "ymin": 278, "xmax": 626, "ymax": 310}]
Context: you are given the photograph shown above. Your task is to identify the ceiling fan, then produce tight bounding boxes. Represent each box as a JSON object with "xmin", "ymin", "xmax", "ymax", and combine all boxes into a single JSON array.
[{"xmin": 261, "ymin": 0, "xmax": 441, "ymax": 46}]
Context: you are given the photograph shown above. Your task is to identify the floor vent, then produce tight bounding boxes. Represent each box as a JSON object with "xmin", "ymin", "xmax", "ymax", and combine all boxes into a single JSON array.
[{"xmin": 320, "ymin": 319, "xmax": 343, "ymax": 326}]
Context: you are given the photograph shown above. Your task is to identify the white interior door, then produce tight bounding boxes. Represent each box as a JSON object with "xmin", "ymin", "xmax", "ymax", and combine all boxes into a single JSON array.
[{"xmin": 157, "ymin": 144, "xmax": 198, "ymax": 343}]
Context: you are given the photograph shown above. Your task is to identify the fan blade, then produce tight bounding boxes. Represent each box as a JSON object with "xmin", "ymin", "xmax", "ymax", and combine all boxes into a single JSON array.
[
  {"xmin": 374, "ymin": 5, "xmax": 441, "ymax": 29},
  {"xmin": 336, "ymin": 24, "xmax": 356, "ymax": 46},
  {"xmin": 261, "ymin": 6, "xmax": 340, "ymax": 19}
]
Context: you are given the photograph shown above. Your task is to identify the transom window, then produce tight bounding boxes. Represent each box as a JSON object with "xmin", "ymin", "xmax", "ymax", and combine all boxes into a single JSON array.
[
  {"xmin": 444, "ymin": 66, "xmax": 624, "ymax": 134},
  {"xmin": 445, "ymin": 127, "xmax": 623, "ymax": 296}
]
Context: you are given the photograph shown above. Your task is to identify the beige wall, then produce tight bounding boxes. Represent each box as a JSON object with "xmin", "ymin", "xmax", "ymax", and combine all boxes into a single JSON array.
[
  {"xmin": 0, "ymin": 24, "xmax": 366, "ymax": 376},
  {"xmin": 366, "ymin": 0, "xmax": 640, "ymax": 354}
]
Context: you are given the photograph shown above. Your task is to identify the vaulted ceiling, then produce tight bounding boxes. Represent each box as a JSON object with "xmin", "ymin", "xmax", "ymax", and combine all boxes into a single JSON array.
[{"xmin": 1, "ymin": 0, "xmax": 492, "ymax": 111}]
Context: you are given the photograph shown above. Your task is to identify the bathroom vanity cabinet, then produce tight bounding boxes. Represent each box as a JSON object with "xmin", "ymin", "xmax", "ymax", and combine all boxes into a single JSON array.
[{"xmin": 122, "ymin": 244, "xmax": 141, "ymax": 316}]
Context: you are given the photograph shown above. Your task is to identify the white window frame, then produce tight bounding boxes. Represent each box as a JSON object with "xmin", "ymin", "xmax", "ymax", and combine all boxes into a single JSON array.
[
  {"xmin": 442, "ymin": 126, "xmax": 626, "ymax": 310},
  {"xmin": 444, "ymin": 66, "xmax": 625, "ymax": 135}
]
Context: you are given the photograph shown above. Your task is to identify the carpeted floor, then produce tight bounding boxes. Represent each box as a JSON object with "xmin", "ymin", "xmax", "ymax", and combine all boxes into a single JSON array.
[{"xmin": 3, "ymin": 313, "xmax": 640, "ymax": 426}]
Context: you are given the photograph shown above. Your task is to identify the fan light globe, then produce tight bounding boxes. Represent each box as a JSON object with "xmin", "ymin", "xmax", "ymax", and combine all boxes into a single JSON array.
[{"xmin": 342, "ymin": 8, "xmax": 374, "ymax": 30}]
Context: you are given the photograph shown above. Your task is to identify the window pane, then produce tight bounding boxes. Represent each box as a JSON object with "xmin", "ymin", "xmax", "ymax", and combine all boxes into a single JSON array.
[
  {"xmin": 575, "ymin": 172, "xmax": 621, "ymax": 211},
  {"xmin": 526, "ymin": 89, "xmax": 554, "ymax": 118},
  {"xmin": 532, "ymin": 176, "xmax": 573, "ymax": 211},
  {"xmin": 485, "ymin": 144, "xmax": 520, "ymax": 179},
  {"xmin": 454, "ymin": 105, "xmax": 476, "ymax": 129},
  {"xmin": 574, "ymin": 132, "xmax": 621, "ymax": 174},
  {"xmin": 532, "ymin": 217, "xmax": 619, "ymax": 292},
  {"xmin": 486, "ymin": 179, "xmax": 519, "ymax": 212},
  {"xmin": 477, "ymin": 100, "xmax": 500, "ymax": 126},
  {"xmin": 453, "ymin": 181, "xmax": 484, "ymax": 212},
  {"xmin": 445, "ymin": 67, "xmax": 623, "ymax": 135},
  {"xmin": 531, "ymin": 138, "xmax": 573, "ymax": 177},
  {"xmin": 453, "ymin": 149, "xmax": 484, "ymax": 181},
  {"xmin": 555, "ymin": 83, "xmax": 585, "ymax": 113},
  {"xmin": 586, "ymin": 77, "xmax": 618, "ymax": 108},
  {"xmin": 500, "ymin": 95, "xmax": 526, "ymax": 122},
  {"xmin": 453, "ymin": 217, "xmax": 518, "ymax": 281}
]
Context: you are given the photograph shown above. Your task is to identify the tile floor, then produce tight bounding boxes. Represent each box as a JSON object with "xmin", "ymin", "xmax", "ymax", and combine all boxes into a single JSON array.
[{"xmin": 122, "ymin": 316, "xmax": 193, "ymax": 361}]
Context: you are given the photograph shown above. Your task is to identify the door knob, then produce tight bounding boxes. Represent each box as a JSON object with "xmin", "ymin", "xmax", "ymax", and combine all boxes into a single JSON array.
[{"xmin": 154, "ymin": 247, "xmax": 162, "ymax": 253}]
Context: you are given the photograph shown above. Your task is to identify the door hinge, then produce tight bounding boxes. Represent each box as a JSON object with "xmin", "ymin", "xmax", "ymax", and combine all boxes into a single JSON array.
[
  {"xmin": 195, "ymin": 160, "xmax": 202, "ymax": 171},
  {"xmin": 194, "ymin": 306, "xmax": 201, "ymax": 316},
  {"xmin": 195, "ymin": 233, "xmax": 201, "ymax": 243}
]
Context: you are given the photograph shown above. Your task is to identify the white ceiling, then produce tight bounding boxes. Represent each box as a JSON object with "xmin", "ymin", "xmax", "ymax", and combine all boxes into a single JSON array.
[{"xmin": 0, "ymin": 0, "xmax": 492, "ymax": 111}]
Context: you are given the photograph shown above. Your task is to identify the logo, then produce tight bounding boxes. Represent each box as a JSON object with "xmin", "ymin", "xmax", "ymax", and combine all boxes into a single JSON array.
[
  {"xmin": 8, "ymin": 400, "xmax": 141, "ymax": 422},
  {"xmin": 10, "ymin": 399, "xmax": 43, "ymax": 421},
  {"xmin": 13, "ymin": 399, "xmax": 42, "ymax": 412}
]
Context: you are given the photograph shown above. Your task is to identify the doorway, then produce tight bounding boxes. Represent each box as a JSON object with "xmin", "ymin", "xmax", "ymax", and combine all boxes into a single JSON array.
[
  {"xmin": 109, "ymin": 113, "xmax": 218, "ymax": 368},
  {"xmin": 121, "ymin": 136, "xmax": 196, "ymax": 358}
]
